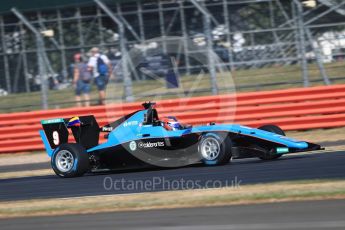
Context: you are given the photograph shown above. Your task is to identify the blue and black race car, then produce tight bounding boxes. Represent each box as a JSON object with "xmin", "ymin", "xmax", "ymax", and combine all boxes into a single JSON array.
[{"xmin": 39, "ymin": 102, "xmax": 322, "ymax": 178}]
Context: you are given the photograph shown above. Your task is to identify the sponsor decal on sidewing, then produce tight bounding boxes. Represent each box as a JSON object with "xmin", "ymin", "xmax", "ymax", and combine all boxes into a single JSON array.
[
  {"xmin": 123, "ymin": 121, "xmax": 139, "ymax": 127},
  {"xmin": 129, "ymin": 141, "xmax": 137, "ymax": 151},
  {"xmin": 102, "ymin": 126, "xmax": 113, "ymax": 132},
  {"xmin": 138, "ymin": 141, "xmax": 165, "ymax": 148},
  {"xmin": 41, "ymin": 118, "xmax": 64, "ymax": 124}
]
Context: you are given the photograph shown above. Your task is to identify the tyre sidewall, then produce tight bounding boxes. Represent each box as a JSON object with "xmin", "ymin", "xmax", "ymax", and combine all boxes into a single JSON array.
[
  {"xmin": 199, "ymin": 133, "xmax": 231, "ymax": 165},
  {"xmin": 51, "ymin": 143, "xmax": 89, "ymax": 178},
  {"xmin": 258, "ymin": 125, "xmax": 285, "ymax": 160}
]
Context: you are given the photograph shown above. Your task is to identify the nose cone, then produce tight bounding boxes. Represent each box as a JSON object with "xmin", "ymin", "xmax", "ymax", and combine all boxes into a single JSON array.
[{"xmin": 292, "ymin": 141, "xmax": 309, "ymax": 149}]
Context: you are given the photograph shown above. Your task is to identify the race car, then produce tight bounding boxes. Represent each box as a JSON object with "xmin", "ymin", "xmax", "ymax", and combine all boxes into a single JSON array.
[{"xmin": 39, "ymin": 102, "xmax": 322, "ymax": 178}]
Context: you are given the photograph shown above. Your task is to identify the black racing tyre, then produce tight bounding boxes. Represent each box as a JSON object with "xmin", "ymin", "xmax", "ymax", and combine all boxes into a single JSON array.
[
  {"xmin": 198, "ymin": 133, "xmax": 232, "ymax": 165},
  {"xmin": 51, "ymin": 143, "xmax": 90, "ymax": 178},
  {"xmin": 258, "ymin": 124, "xmax": 285, "ymax": 160}
]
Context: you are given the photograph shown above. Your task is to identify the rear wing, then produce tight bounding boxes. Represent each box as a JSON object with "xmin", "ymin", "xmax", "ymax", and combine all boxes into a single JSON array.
[{"xmin": 39, "ymin": 116, "xmax": 100, "ymax": 156}]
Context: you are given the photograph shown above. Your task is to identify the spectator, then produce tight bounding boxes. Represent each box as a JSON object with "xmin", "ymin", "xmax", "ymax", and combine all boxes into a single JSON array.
[
  {"xmin": 73, "ymin": 53, "xmax": 91, "ymax": 107},
  {"xmin": 87, "ymin": 47, "xmax": 112, "ymax": 105}
]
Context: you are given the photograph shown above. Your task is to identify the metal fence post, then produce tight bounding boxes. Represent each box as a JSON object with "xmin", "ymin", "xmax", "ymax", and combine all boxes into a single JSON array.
[
  {"xmin": 222, "ymin": 0, "xmax": 235, "ymax": 73},
  {"xmin": 293, "ymin": 0, "xmax": 309, "ymax": 87},
  {"xmin": 179, "ymin": 1, "xmax": 191, "ymax": 75},
  {"xmin": 0, "ymin": 17, "xmax": 11, "ymax": 94},
  {"xmin": 190, "ymin": 0, "xmax": 218, "ymax": 95},
  {"xmin": 95, "ymin": 0, "xmax": 134, "ymax": 102},
  {"xmin": 11, "ymin": 8, "xmax": 49, "ymax": 109},
  {"xmin": 305, "ymin": 28, "xmax": 331, "ymax": 85}
]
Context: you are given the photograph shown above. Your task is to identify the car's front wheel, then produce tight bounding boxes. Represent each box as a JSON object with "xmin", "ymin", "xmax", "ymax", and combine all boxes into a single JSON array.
[
  {"xmin": 51, "ymin": 143, "xmax": 90, "ymax": 178},
  {"xmin": 258, "ymin": 124, "xmax": 286, "ymax": 160},
  {"xmin": 198, "ymin": 133, "xmax": 232, "ymax": 165}
]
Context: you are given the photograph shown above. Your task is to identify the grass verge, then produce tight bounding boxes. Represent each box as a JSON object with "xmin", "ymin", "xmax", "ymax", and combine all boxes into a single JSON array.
[
  {"xmin": 0, "ymin": 179, "xmax": 344, "ymax": 218},
  {"xmin": 0, "ymin": 152, "xmax": 49, "ymax": 166},
  {"xmin": 287, "ymin": 126, "xmax": 345, "ymax": 144},
  {"xmin": 0, "ymin": 169, "xmax": 53, "ymax": 180}
]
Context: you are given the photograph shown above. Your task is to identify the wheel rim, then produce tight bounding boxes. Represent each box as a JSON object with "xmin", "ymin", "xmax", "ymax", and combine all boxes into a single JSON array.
[
  {"xmin": 201, "ymin": 137, "xmax": 220, "ymax": 161},
  {"xmin": 55, "ymin": 150, "xmax": 74, "ymax": 172}
]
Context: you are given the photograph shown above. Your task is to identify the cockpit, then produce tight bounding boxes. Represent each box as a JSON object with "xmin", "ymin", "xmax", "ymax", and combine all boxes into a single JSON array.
[{"xmin": 142, "ymin": 102, "xmax": 189, "ymax": 131}]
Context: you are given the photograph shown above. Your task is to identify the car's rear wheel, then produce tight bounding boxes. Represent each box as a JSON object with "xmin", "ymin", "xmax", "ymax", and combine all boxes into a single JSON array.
[
  {"xmin": 51, "ymin": 143, "xmax": 90, "ymax": 178},
  {"xmin": 198, "ymin": 133, "xmax": 232, "ymax": 165},
  {"xmin": 258, "ymin": 124, "xmax": 285, "ymax": 160}
]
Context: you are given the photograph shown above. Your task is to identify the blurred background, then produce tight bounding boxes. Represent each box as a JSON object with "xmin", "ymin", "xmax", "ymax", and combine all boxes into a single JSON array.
[{"xmin": 0, "ymin": 0, "xmax": 344, "ymax": 112}]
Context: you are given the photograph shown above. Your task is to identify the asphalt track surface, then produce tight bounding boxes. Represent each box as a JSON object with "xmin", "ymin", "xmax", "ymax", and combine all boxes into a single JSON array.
[
  {"xmin": 1, "ymin": 199, "xmax": 345, "ymax": 230},
  {"xmin": 0, "ymin": 150, "xmax": 344, "ymax": 201}
]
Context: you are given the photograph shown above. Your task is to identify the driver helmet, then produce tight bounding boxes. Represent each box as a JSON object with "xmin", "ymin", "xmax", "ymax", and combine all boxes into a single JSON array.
[{"xmin": 162, "ymin": 116, "xmax": 182, "ymax": 131}]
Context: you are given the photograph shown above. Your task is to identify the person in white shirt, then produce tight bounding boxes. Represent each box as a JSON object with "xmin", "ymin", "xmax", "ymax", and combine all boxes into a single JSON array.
[{"xmin": 87, "ymin": 47, "xmax": 112, "ymax": 105}]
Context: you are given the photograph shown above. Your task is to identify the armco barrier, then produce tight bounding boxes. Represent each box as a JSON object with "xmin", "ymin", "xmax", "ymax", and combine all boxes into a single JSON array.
[{"xmin": 1, "ymin": 84, "xmax": 345, "ymax": 153}]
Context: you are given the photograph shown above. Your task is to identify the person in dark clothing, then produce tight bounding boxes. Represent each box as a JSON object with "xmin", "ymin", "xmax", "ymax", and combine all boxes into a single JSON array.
[{"xmin": 73, "ymin": 53, "xmax": 92, "ymax": 107}]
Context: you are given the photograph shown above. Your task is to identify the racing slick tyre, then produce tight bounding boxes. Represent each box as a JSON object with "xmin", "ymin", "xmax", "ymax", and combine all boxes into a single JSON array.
[
  {"xmin": 198, "ymin": 133, "xmax": 232, "ymax": 165},
  {"xmin": 258, "ymin": 125, "xmax": 286, "ymax": 160},
  {"xmin": 51, "ymin": 143, "xmax": 90, "ymax": 178}
]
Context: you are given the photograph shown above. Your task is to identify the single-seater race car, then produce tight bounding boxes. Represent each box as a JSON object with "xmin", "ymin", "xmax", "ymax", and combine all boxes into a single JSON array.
[{"xmin": 40, "ymin": 102, "xmax": 322, "ymax": 177}]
